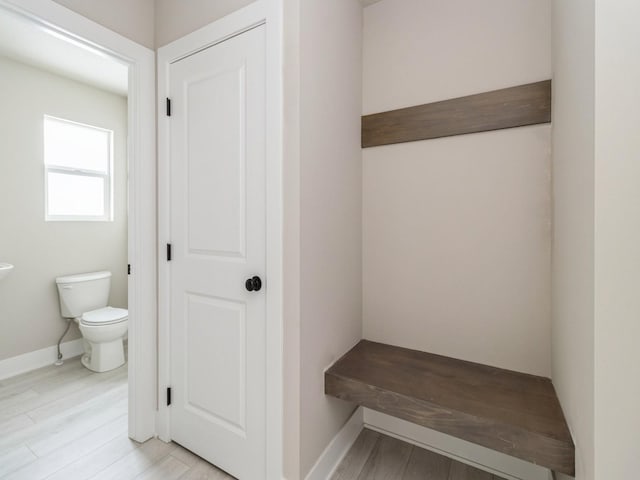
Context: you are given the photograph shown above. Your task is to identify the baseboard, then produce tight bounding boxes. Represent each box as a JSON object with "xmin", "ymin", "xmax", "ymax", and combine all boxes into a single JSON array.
[
  {"xmin": 305, "ymin": 407, "xmax": 364, "ymax": 480},
  {"xmin": 363, "ymin": 408, "xmax": 552, "ymax": 480},
  {"xmin": 0, "ymin": 338, "xmax": 84, "ymax": 381}
]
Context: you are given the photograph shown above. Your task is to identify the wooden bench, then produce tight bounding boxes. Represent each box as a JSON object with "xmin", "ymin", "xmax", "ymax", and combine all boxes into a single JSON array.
[{"xmin": 325, "ymin": 340, "xmax": 574, "ymax": 476}]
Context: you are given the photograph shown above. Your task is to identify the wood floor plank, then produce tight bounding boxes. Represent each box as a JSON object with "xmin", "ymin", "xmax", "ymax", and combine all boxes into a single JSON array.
[
  {"xmin": 41, "ymin": 434, "xmax": 139, "ymax": 480},
  {"xmin": 0, "ymin": 362, "xmax": 90, "ymax": 404},
  {"xmin": 1, "ymin": 360, "xmax": 515, "ymax": 480},
  {"xmin": 0, "ymin": 357, "xmax": 84, "ymax": 390},
  {"xmin": 27, "ymin": 368, "xmax": 126, "ymax": 423},
  {"xmin": 176, "ymin": 459, "xmax": 234, "ymax": 480},
  {"xmin": 88, "ymin": 438, "xmax": 177, "ymax": 480},
  {"xmin": 29, "ymin": 364, "xmax": 93, "ymax": 394},
  {"xmin": 0, "ymin": 414, "xmax": 35, "ymax": 438},
  {"xmin": 0, "ymin": 385, "xmax": 40, "ymax": 405},
  {"xmin": 332, "ymin": 429, "xmax": 380, "ymax": 480},
  {"xmin": 170, "ymin": 445, "xmax": 232, "ymax": 479},
  {"xmin": 0, "ymin": 390, "xmax": 39, "ymax": 422},
  {"xmin": 0, "ymin": 445, "xmax": 37, "ymax": 478},
  {"xmin": 2, "ymin": 415, "xmax": 128, "ymax": 480},
  {"xmin": 0, "ymin": 396, "xmax": 121, "ymax": 456},
  {"xmin": 134, "ymin": 456, "xmax": 189, "ymax": 480},
  {"xmin": 335, "ymin": 430, "xmax": 510, "ymax": 480},
  {"xmin": 402, "ymin": 446, "xmax": 451, "ymax": 480},
  {"xmin": 448, "ymin": 462, "xmax": 493, "ymax": 480},
  {"xmin": 357, "ymin": 434, "xmax": 412, "ymax": 480},
  {"xmin": 170, "ymin": 445, "xmax": 202, "ymax": 467},
  {"xmin": 0, "ymin": 366, "xmax": 125, "ymax": 424},
  {"xmin": 26, "ymin": 386, "xmax": 128, "ymax": 457}
]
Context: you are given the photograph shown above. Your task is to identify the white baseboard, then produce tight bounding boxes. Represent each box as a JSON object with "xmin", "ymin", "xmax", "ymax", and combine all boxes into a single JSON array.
[
  {"xmin": 305, "ymin": 407, "xmax": 364, "ymax": 480},
  {"xmin": 0, "ymin": 338, "xmax": 84, "ymax": 381},
  {"xmin": 363, "ymin": 408, "xmax": 552, "ymax": 480}
]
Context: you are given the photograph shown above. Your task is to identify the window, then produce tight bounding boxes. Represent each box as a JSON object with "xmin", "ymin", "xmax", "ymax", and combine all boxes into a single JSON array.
[{"xmin": 44, "ymin": 116, "xmax": 114, "ymax": 221}]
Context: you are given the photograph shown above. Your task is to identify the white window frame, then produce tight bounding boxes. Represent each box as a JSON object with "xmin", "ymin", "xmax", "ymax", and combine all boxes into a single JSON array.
[{"xmin": 44, "ymin": 115, "xmax": 114, "ymax": 222}]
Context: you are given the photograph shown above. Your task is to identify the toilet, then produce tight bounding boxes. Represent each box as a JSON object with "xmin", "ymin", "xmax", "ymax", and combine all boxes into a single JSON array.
[{"xmin": 55, "ymin": 271, "xmax": 128, "ymax": 373}]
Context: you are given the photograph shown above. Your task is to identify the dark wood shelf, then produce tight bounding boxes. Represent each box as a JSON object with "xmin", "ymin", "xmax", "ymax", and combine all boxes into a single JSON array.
[
  {"xmin": 325, "ymin": 340, "xmax": 574, "ymax": 476},
  {"xmin": 361, "ymin": 80, "xmax": 551, "ymax": 148}
]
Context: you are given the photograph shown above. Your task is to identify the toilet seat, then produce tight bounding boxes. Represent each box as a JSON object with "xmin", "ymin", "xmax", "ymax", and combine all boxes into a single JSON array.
[{"xmin": 81, "ymin": 307, "xmax": 128, "ymax": 326}]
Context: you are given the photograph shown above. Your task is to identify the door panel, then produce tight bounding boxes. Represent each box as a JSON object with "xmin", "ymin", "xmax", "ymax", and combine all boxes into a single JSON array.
[
  {"xmin": 184, "ymin": 293, "xmax": 246, "ymax": 432},
  {"xmin": 186, "ymin": 65, "xmax": 246, "ymax": 257},
  {"xmin": 169, "ymin": 25, "xmax": 266, "ymax": 480}
]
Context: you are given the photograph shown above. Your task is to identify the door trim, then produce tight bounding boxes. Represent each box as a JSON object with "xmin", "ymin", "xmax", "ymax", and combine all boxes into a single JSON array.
[
  {"xmin": 157, "ymin": 1, "xmax": 284, "ymax": 478},
  {"xmin": 0, "ymin": 0, "xmax": 157, "ymax": 442}
]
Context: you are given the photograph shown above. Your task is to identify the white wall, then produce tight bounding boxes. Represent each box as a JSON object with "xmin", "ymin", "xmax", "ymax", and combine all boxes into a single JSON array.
[
  {"xmin": 363, "ymin": 0, "xmax": 552, "ymax": 377},
  {"xmin": 363, "ymin": 0, "xmax": 551, "ymax": 115},
  {"xmin": 593, "ymin": 1, "xmax": 640, "ymax": 477},
  {"xmin": 553, "ymin": 2, "xmax": 640, "ymax": 478},
  {"xmin": 282, "ymin": 0, "xmax": 302, "ymax": 476},
  {"xmin": 154, "ymin": 0, "xmax": 257, "ymax": 47},
  {"xmin": 51, "ymin": 0, "xmax": 257, "ymax": 49},
  {"xmin": 51, "ymin": 0, "xmax": 155, "ymax": 49},
  {"xmin": 551, "ymin": 1, "xmax": 596, "ymax": 479},
  {"xmin": 0, "ymin": 57, "xmax": 128, "ymax": 361},
  {"xmin": 297, "ymin": 0, "xmax": 363, "ymax": 477}
]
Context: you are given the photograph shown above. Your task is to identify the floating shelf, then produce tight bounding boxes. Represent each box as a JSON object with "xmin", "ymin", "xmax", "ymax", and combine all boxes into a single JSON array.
[
  {"xmin": 325, "ymin": 340, "xmax": 574, "ymax": 476},
  {"xmin": 362, "ymin": 80, "xmax": 552, "ymax": 148}
]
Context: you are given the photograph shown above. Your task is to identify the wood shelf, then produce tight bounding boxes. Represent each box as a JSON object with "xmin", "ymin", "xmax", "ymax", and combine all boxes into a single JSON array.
[
  {"xmin": 325, "ymin": 340, "xmax": 574, "ymax": 476},
  {"xmin": 362, "ymin": 80, "xmax": 552, "ymax": 148}
]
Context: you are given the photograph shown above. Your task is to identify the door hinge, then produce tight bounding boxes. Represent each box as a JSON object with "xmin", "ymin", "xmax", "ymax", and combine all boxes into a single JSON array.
[
  {"xmin": 167, "ymin": 387, "xmax": 172, "ymax": 406},
  {"xmin": 166, "ymin": 243, "xmax": 172, "ymax": 261},
  {"xmin": 127, "ymin": 264, "xmax": 131, "ymax": 275},
  {"xmin": 166, "ymin": 98, "xmax": 171, "ymax": 117}
]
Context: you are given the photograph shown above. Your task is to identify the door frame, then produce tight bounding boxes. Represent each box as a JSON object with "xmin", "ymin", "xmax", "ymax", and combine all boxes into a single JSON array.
[
  {"xmin": 157, "ymin": 1, "xmax": 284, "ymax": 478},
  {"xmin": 0, "ymin": 0, "xmax": 157, "ymax": 442}
]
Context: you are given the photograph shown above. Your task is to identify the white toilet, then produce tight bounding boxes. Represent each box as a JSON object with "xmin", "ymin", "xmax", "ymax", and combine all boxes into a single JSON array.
[{"xmin": 56, "ymin": 271, "xmax": 128, "ymax": 373}]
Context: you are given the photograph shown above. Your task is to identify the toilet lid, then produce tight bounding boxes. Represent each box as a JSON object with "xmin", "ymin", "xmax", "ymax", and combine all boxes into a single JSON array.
[{"xmin": 81, "ymin": 307, "xmax": 128, "ymax": 326}]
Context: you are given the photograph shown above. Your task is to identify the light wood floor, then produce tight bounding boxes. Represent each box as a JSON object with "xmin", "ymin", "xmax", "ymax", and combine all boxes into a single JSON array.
[
  {"xmin": 332, "ymin": 429, "xmax": 508, "ymax": 480},
  {"xmin": 1, "ymin": 356, "xmax": 507, "ymax": 480},
  {"xmin": 0, "ymin": 356, "xmax": 233, "ymax": 480}
]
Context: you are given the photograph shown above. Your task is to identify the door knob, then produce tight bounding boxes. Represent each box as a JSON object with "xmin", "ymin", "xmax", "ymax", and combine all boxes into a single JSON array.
[{"xmin": 245, "ymin": 276, "xmax": 262, "ymax": 292}]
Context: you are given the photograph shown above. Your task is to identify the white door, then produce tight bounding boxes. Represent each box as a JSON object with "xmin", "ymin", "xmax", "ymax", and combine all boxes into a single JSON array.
[{"xmin": 168, "ymin": 25, "xmax": 266, "ymax": 480}]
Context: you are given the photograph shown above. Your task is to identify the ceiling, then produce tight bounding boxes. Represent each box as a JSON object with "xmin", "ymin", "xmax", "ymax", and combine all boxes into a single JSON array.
[
  {"xmin": 361, "ymin": 0, "xmax": 386, "ymax": 6},
  {"xmin": 0, "ymin": 8, "xmax": 128, "ymax": 96}
]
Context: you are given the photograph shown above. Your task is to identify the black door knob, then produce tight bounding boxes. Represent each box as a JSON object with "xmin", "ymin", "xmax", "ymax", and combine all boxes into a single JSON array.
[{"xmin": 245, "ymin": 276, "xmax": 262, "ymax": 292}]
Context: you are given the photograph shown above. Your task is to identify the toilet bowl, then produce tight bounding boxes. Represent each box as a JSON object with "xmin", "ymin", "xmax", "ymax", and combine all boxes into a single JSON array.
[
  {"xmin": 78, "ymin": 307, "xmax": 128, "ymax": 372},
  {"xmin": 55, "ymin": 271, "xmax": 128, "ymax": 373}
]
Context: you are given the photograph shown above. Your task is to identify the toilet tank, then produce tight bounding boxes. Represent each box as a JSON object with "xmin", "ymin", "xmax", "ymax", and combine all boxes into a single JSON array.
[{"xmin": 56, "ymin": 271, "xmax": 111, "ymax": 319}]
